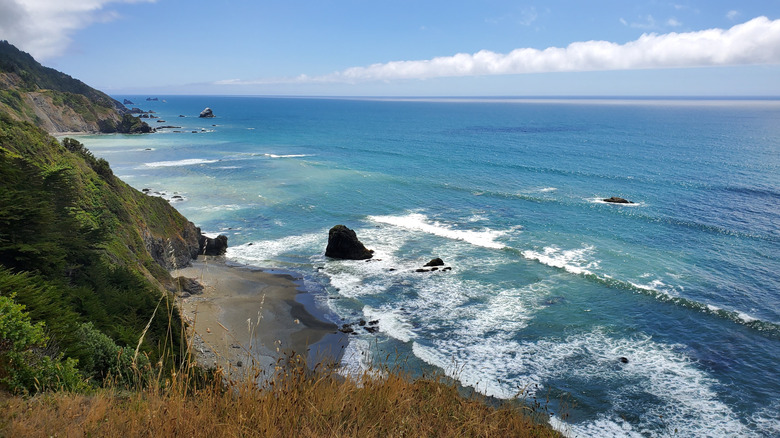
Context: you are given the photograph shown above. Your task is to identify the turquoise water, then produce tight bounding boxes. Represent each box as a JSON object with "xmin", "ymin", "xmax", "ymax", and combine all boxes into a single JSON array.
[{"xmin": 79, "ymin": 96, "xmax": 779, "ymax": 436}]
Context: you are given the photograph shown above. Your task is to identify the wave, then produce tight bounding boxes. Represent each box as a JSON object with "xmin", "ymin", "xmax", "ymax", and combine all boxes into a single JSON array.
[
  {"xmin": 413, "ymin": 329, "xmax": 757, "ymax": 437},
  {"xmin": 264, "ymin": 153, "xmax": 312, "ymax": 159},
  {"xmin": 368, "ymin": 212, "xmax": 517, "ymax": 249},
  {"xmin": 514, "ymin": 245, "xmax": 780, "ymax": 336},
  {"xmin": 144, "ymin": 158, "xmax": 219, "ymax": 167}
]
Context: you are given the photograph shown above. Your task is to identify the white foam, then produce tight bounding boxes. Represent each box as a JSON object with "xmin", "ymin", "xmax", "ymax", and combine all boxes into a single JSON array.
[
  {"xmin": 264, "ymin": 153, "xmax": 311, "ymax": 158},
  {"xmin": 413, "ymin": 329, "xmax": 751, "ymax": 437},
  {"xmin": 338, "ymin": 338, "xmax": 385, "ymax": 381},
  {"xmin": 226, "ymin": 232, "xmax": 324, "ymax": 266},
  {"xmin": 369, "ymin": 212, "xmax": 513, "ymax": 249},
  {"xmin": 522, "ymin": 245, "xmax": 599, "ymax": 275},
  {"xmin": 737, "ymin": 311, "xmax": 758, "ymax": 323},
  {"xmin": 192, "ymin": 204, "xmax": 248, "ymax": 212},
  {"xmin": 363, "ymin": 306, "xmax": 415, "ymax": 343},
  {"xmin": 539, "ymin": 187, "xmax": 558, "ymax": 192},
  {"xmin": 144, "ymin": 158, "xmax": 219, "ymax": 167}
]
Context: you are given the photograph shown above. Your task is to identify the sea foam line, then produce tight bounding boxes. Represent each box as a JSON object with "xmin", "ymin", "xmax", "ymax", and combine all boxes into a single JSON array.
[
  {"xmin": 144, "ymin": 158, "xmax": 219, "ymax": 167},
  {"xmin": 368, "ymin": 212, "xmax": 514, "ymax": 249}
]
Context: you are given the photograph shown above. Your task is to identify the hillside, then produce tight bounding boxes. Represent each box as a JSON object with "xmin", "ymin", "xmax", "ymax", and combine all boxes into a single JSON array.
[
  {"xmin": 0, "ymin": 113, "xmax": 201, "ymax": 391},
  {"xmin": 0, "ymin": 41, "xmax": 151, "ymax": 134}
]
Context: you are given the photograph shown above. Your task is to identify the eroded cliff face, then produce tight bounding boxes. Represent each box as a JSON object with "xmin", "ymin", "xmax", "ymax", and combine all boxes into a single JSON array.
[
  {"xmin": 141, "ymin": 221, "xmax": 203, "ymax": 271},
  {"xmin": 23, "ymin": 91, "xmax": 122, "ymax": 133}
]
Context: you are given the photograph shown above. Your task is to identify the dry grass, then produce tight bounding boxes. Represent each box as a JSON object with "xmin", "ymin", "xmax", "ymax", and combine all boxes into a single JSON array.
[{"xmin": 0, "ymin": 353, "xmax": 559, "ymax": 437}]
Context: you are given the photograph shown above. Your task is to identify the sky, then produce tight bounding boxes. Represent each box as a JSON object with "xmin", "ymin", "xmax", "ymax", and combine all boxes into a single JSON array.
[{"xmin": 1, "ymin": 0, "xmax": 780, "ymax": 96}]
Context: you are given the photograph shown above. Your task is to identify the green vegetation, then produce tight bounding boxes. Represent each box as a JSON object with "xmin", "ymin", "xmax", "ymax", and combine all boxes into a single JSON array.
[
  {"xmin": 0, "ymin": 114, "xmax": 191, "ymax": 393},
  {"xmin": 0, "ymin": 40, "xmax": 117, "ymax": 108}
]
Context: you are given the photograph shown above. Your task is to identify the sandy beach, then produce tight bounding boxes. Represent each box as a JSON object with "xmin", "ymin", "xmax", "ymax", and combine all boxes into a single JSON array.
[{"xmin": 175, "ymin": 257, "xmax": 345, "ymax": 380}]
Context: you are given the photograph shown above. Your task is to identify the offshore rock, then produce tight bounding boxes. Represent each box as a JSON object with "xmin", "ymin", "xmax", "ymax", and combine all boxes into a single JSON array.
[
  {"xmin": 123, "ymin": 99, "xmax": 135, "ymax": 105},
  {"xmin": 199, "ymin": 107, "xmax": 215, "ymax": 118},
  {"xmin": 603, "ymin": 196, "xmax": 634, "ymax": 204},
  {"xmin": 325, "ymin": 225, "xmax": 373, "ymax": 260},
  {"xmin": 424, "ymin": 257, "xmax": 445, "ymax": 267},
  {"xmin": 199, "ymin": 234, "xmax": 228, "ymax": 256}
]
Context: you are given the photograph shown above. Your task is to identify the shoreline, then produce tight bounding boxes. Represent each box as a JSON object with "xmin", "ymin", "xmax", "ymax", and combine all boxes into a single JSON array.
[{"xmin": 175, "ymin": 257, "xmax": 346, "ymax": 380}]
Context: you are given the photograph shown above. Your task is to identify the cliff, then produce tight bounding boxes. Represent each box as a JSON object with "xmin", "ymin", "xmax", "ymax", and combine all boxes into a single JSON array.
[
  {"xmin": 0, "ymin": 113, "xmax": 197, "ymax": 389},
  {"xmin": 0, "ymin": 40, "xmax": 151, "ymax": 134}
]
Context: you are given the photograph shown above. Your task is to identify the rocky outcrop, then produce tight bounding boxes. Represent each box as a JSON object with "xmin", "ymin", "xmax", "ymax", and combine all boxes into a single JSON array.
[
  {"xmin": 123, "ymin": 99, "xmax": 135, "ymax": 105},
  {"xmin": 199, "ymin": 107, "xmax": 215, "ymax": 118},
  {"xmin": 199, "ymin": 234, "xmax": 228, "ymax": 256},
  {"xmin": 325, "ymin": 225, "xmax": 373, "ymax": 260},
  {"xmin": 141, "ymin": 221, "xmax": 202, "ymax": 270},
  {"xmin": 603, "ymin": 197, "xmax": 634, "ymax": 204},
  {"xmin": 169, "ymin": 276, "xmax": 204, "ymax": 296},
  {"xmin": 424, "ymin": 258, "xmax": 444, "ymax": 267}
]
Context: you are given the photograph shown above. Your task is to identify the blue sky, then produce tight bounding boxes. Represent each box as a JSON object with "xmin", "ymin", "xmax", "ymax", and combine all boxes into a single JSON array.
[{"xmin": 1, "ymin": 0, "xmax": 780, "ymax": 96}]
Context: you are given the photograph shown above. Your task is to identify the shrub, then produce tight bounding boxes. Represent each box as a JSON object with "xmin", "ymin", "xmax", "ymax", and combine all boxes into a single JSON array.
[{"xmin": 0, "ymin": 295, "xmax": 87, "ymax": 394}]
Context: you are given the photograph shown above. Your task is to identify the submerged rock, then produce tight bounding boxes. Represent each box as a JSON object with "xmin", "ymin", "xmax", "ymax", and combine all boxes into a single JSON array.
[
  {"xmin": 199, "ymin": 107, "xmax": 215, "ymax": 118},
  {"xmin": 603, "ymin": 197, "xmax": 633, "ymax": 204},
  {"xmin": 325, "ymin": 225, "xmax": 373, "ymax": 260}
]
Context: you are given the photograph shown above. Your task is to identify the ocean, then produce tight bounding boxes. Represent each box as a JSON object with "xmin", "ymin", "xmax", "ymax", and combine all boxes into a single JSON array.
[{"xmin": 77, "ymin": 96, "xmax": 780, "ymax": 437}]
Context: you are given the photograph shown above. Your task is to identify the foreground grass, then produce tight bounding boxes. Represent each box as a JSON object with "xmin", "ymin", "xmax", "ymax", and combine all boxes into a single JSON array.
[{"xmin": 0, "ymin": 354, "xmax": 559, "ymax": 437}]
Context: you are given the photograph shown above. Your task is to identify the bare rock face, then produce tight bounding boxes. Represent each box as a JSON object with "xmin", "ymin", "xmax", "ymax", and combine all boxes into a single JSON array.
[
  {"xmin": 325, "ymin": 225, "xmax": 373, "ymax": 260},
  {"xmin": 199, "ymin": 107, "xmax": 215, "ymax": 118},
  {"xmin": 142, "ymin": 221, "xmax": 202, "ymax": 270},
  {"xmin": 199, "ymin": 234, "xmax": 228, "ymax": 256},
  {"xmin": 603, "ymin": 196, "xmax": 634, "ymax": 204}
]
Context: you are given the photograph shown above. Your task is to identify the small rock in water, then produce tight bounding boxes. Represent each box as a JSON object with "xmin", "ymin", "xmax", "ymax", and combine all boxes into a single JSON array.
[
  {"xmin": 603, "ymin": 196, "xmax": 634, "ymax": 204},
  {"xmin": 619, "ymin": 357, "xmax": 629, "ymax": 364},
  {"xmin": 424, "ymin": 257, "xmax": 445, "ymax": 267}
]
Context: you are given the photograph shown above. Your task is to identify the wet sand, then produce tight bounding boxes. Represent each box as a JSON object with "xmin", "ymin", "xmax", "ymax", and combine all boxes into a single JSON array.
[{"xmin": 176, "ymin": 257, "xmax": 345, "ymax": 380}]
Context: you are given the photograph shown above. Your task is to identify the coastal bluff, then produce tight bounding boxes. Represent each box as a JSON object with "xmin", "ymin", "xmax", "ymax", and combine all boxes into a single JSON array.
[{"xmin": 0, "ymin": 41, "xmax": 151, "ymax": 134}]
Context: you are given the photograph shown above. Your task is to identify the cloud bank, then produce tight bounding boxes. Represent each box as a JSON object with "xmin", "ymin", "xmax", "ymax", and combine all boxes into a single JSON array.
[
  {"xmin": 220, "ymin": 16, "xmax": 780, "ymax": 86},
  {"xmin": 0, "ymin": 0, "xmax": 155, "ymax": 60}
]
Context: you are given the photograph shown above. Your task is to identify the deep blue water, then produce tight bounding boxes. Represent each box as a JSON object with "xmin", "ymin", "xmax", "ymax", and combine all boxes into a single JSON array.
[{"xmin": 78, "ymin": 96, "xmax": 780, "ymax": 437}]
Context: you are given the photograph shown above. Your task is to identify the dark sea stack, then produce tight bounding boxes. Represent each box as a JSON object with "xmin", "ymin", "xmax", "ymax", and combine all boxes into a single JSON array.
[
  {"xmin": 603, "ymin": 197, "xmax": 634, "ymax": 204},
  {"xmin": 123, "ymin": 99, "xmax": 135, "ymax": 105},
  {"xmin": 424, "ymin": 257, "xmax": 445, "ymax": 267},
  {"xmin": 199, "ymin": 234, "xmax": 229, "ymax": 256},
  {"xmin": 325, "ymin": 225, "xmax": 374, "ymax": 260},
  {"xmin": 199, "ymin": 107, "xmax": 215, "ymax": 118}
]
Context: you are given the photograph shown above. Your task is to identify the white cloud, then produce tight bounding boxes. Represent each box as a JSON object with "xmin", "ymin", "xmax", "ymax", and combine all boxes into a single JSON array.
[
  {"xmin": 666, "ymin": 17, "xmax": 682, "ymax": 27},
  {"xmin": 222, "ymin": 16, "xmax": 779, "ymax": 85},
  {"xmin": 727, "ymin": 10, "xmax": 740, "ymax": 21},
  {"xmin": 0, "ymin": 0, "xmax": 156, "ymax": 60}
]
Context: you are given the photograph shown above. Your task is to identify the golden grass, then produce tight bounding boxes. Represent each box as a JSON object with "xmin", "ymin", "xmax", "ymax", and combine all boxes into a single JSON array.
[{"xmin": 0, "ymin": 353, "xmax": 560, "ymax": 437}]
